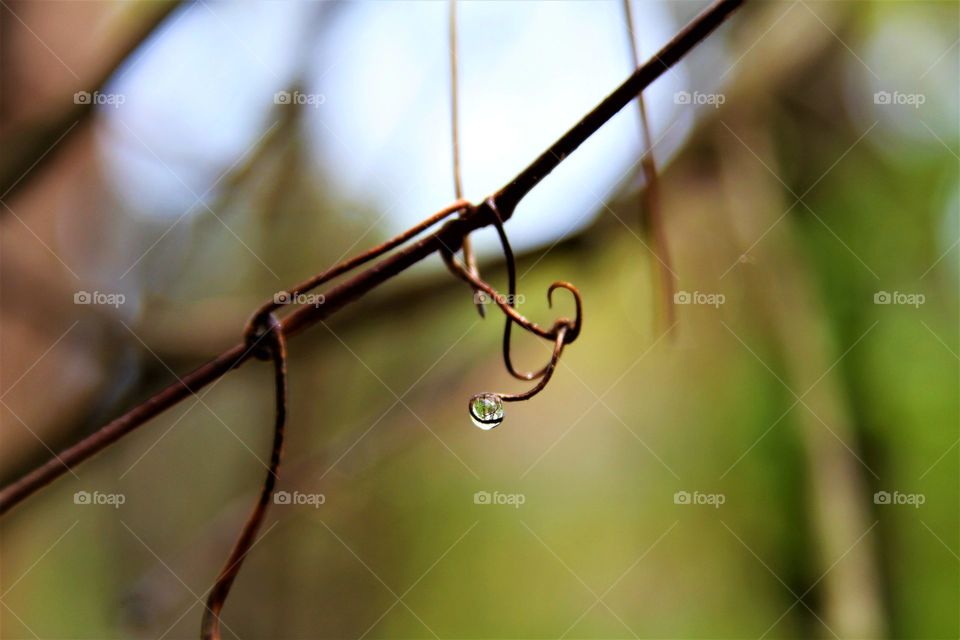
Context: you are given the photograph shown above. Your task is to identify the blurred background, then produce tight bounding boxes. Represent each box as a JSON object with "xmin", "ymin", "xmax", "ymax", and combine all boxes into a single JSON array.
[{"xmin": 1, "ymin": 1, "xmax": 957, "ymax": 638}]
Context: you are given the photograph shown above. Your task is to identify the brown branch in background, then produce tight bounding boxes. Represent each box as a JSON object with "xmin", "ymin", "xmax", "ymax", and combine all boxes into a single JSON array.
[
  {"xmin": 201, "ymin": 314, "xmax": 287, "ymax": 640},
  {"xmin": 0, "ymin": 1, "xmax": 184, "ymax": 201},
  {"xmin": 0, "ymin": 0, "xmax": 745, "ymax": 516},
  {"xmin": 622, "ymin": 0, "xmax": 676, "ymax": 330}
]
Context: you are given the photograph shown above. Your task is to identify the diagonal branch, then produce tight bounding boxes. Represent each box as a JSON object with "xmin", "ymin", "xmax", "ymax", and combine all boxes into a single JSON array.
[
  {"xmin": 0, "ymin": 0, "xmax": 745, "ymax": 516},
  {"xmin": 0, "ymin": 1, "xmax": 184, "ymax": 201}
]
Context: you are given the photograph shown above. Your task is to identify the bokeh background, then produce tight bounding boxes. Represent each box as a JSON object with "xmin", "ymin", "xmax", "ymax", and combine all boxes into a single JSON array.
[{"xmin": 1, "ymin": 1, "xmax": 957, "ymax": 638}]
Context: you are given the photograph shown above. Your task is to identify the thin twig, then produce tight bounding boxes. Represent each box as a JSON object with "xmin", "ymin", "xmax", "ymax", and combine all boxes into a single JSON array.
[
  {"xmin": 622, "ymin": 0, "xmax": 676, "ymax": 330},
  {"xmin": 449, "ymin": 0, "xmax": 465, "ymax": 204},
  {"xmin": 0, "ymin": 0, "xmax": 745, "ymax": 516},
  {"xmin": 449, "ymin": 0, "xmax": 484, "ymax": 317}
]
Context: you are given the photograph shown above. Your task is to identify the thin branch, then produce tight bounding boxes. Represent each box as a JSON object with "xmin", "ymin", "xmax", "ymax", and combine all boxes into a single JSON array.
[
  {"xmin": 0, "ymin": 0, "xmax": 745, "ymax": 516},
  {"xmin": 449, "ymin": 0, "xmax": 484, "ymax": 317},
  {"xmin": 449, "ymin": 0, "xmax": 465, "ymax": 202},
  {"xmin": 493, "ymin": 0, "xmax": 743, "ymax": 216},
  {"xmin": 622, "ymin": 0, "xmax": 676, "ymax": 330}
]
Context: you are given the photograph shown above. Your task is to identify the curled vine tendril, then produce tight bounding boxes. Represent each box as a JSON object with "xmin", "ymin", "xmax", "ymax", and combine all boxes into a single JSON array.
[
  {"xmin": 442, "ymin": 198, "xmax": 583, "ymax": 429},
  {"xmin": 202, "ymin": 313, "xmax": 286, "ymax": 640}
]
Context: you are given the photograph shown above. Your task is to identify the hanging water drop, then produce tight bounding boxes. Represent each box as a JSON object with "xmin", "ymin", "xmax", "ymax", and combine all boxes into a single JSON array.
[{"xmin": 469, "ymin": 393, "xmax": 504, "ymax": 430}]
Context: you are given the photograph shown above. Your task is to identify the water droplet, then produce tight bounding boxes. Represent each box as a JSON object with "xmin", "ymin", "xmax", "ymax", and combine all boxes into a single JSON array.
[{"xmin": 469, "ymin": 393, "xmax": 504, "ymax": 430}]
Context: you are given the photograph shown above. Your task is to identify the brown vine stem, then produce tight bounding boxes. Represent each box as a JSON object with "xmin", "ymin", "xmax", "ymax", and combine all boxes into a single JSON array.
[
  {"xmin": 201, "ymin": 314, "xmax": 287, "ymax": 640},
  {"xmin": 448, "ymin": 0, "xmax": 485, "ymax": 318},
  {"xmin": 0, "ymin": 0, "xmax": 744, "ymax": 516}
]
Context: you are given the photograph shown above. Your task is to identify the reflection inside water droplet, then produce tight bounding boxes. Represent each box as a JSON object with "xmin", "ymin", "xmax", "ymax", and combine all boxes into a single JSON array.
[{"xmin": 469, "ymin": 393, "xmax": 504, "ymax": 430}]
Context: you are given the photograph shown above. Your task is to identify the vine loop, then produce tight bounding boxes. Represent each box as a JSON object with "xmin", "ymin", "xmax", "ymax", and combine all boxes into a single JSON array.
[{"xmin": 442, "ymin": 199, "xmax": 583, "ymax": 429}]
